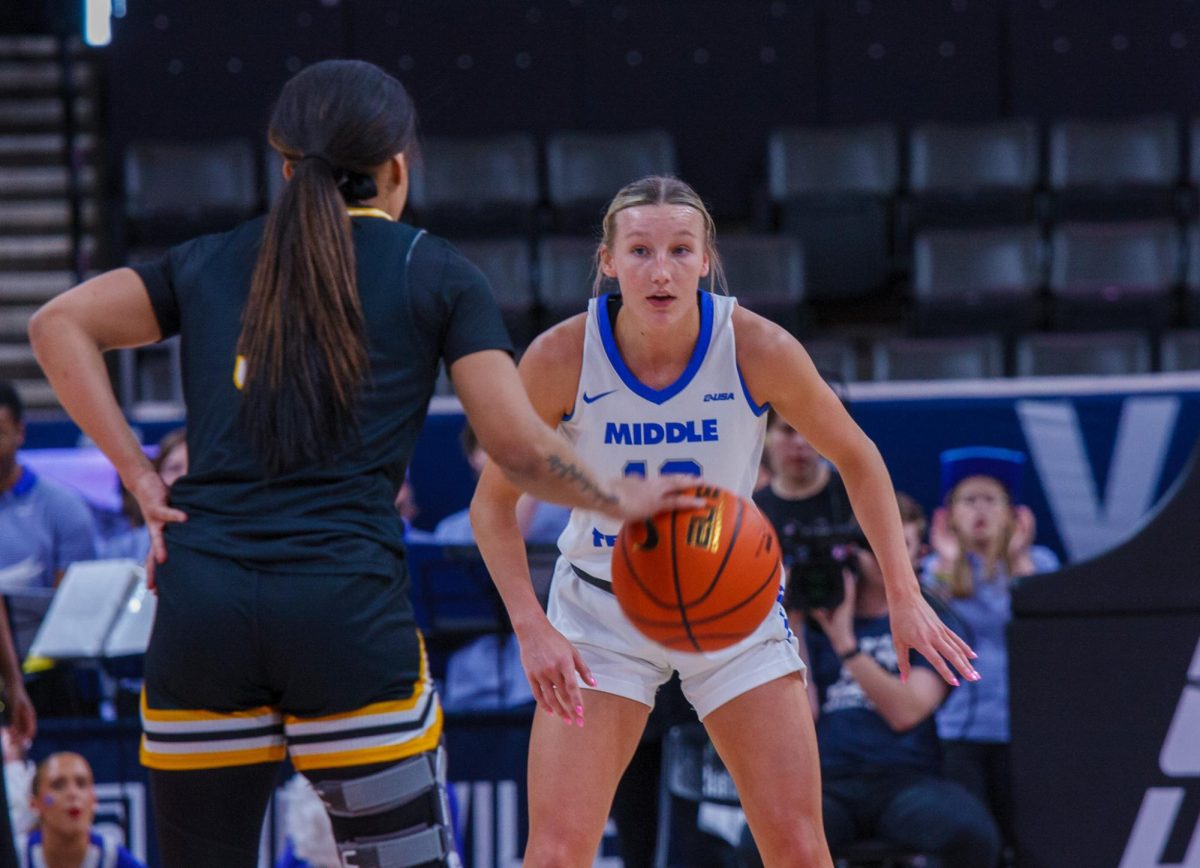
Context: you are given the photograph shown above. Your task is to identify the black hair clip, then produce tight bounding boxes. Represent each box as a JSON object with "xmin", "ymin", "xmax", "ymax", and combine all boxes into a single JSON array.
[{"xmin": 336, "ymin": 170, "xmax": 378, "ymax": 203}]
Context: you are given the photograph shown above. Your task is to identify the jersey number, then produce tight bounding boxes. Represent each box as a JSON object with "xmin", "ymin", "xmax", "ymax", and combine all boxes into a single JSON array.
[{"xmin": 623, "ymin": 459, "xmax": 702, "ymax": 478}]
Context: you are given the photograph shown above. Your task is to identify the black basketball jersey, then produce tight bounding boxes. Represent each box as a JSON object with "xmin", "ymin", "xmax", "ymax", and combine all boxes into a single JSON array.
[{"xmin": 133, "ymin": 214, "xmax": 511, "ymax": 574}]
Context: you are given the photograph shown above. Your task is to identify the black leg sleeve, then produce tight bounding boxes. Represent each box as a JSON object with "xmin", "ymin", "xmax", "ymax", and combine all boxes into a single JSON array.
[{"xmin": 150, "ymin": 763, "xmax": 281, "ymax": 868}]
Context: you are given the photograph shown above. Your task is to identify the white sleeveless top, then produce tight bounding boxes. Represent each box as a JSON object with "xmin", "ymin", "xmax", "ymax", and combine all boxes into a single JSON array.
[{"xmin": 556, "ymin": 291, "xmax": 768, "ymax": 582}]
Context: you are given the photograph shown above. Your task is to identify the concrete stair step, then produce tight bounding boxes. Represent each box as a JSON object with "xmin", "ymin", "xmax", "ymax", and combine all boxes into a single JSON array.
[
  {"xmin": 9, "ymin": 378, "xmax": 59, "ymax": 411},
  {"xmin": 0, "ymin": 36, "xmax": 80, "ymax": 59},
  {"xmin": 0, "ymin": 342, "xmax": 42, "ymax": 379},
  {"xmin": 0, "ymin": 132, "xmax": 96, "ymax": 158},
  {"xmin": 0, "ymin": 200, "xmax": 97, "ymax": 231},
  {"xmin": 0, "ymin": 165, "xmax": 96, "ymax": 196},
  {"xmin": 0, "ymin": 234, "xmax": 79, "ymax": 255},
  {"xmin": 0, "ymin": 97, "xmax": 94, "ymax": 130},
  {"xmin": 0, "ymin": 306, "xmax": 38, "ymax": 340},
  {"xmin": 0, "ymin": 270, "xmax": 78, "ymax": 303},
  {"xmin": 0, "ymin": 62, "xmax": 94, "ymax": 93}
]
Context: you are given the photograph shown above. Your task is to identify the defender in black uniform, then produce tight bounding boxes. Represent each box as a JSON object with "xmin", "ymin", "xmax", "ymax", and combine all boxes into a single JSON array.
[{"xmin": 29, "ymin": 61, "xmax": 694, "ymax": 868}]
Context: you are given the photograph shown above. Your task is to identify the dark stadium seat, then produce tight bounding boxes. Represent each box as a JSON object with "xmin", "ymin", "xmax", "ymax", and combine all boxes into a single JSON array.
[
  {"xmin": 123, "ymin": 138, "xmax": 259, "ymax": 247},
  {"xmin": 767, "ymin": 125, "xmax": 898, "ymax": 301},
  {"xmin": 871, "ymin": 336, "xmax": 1005, "ymax": 381},
  {"xmin": 1047, "ymin": 116, "xmax": 1182, "ymax": 221},
  {"xmin": 653, "ymin": 723, "xmax": 741, "ymax": 868},
  {"xmin": 1185, "ymin": 223, "xmax": 1200, "ymax": 325},
  {"xmin": 451, "ymin": 238, "xmax": 537, "ymax": 347},
  {"xmin": 1048, "ymin": 221, "xmax": 1179, "ymax": 332},
  {"xmin": 545, "ymin": 129, "xmax": 677, "ymax": 233},
  {"xmin": 407, "ymin": 133, "xmax": 539, "ymax": 238},
  {"xmin": 1015, "ymin": 331, "xmax": 1152, "ymax": 376},
  {"xmin": 718, "ymin": 234, "xmax": 807, "ymax": 336},
  {"xmin": 803, "ymin": 336, "xmax": 860, "ymax": 384},
  {"xmin": 1160, "ymin": 330, "xmax": 1200, "ymax": 371},
  {"xmin": 905, "ymin": 119, "xmax": 1041, "ymax": 237},
  {"xmin": 537, "ymin": 236, "xmax": 607, "ymax": 325},
  {"xmin": 911, "ymin": 225, "xmax": 1044, "ymax": 337}
]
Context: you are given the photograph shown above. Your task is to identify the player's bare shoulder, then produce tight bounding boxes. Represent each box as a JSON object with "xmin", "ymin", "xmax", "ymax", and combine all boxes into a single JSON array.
[
  {"xmin": 518, "ymin": 313, "xmax": 587, "ymax": 415},
  {"xmin": 731, "ymin": 303, "xmax": 795, "ymax": 371}
]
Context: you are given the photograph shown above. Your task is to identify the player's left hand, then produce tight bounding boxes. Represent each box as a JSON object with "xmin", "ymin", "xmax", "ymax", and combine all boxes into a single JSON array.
[{"xmin": 889, "ymin": 592, "xmax": 979, "ymax": 687}]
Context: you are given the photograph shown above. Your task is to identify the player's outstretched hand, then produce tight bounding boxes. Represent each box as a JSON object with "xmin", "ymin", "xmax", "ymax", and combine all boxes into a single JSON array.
[
  {"xmin": 609, "ymin": 474, "xmax": 708, "ymax": 522},
  {"xmin": 128, "ymin": 468, "xmax": 187, "ymax": 591},
  {"xmin": 517, "ymin": 619, "xmax": 595, "ymax": 728},
  {"xmin": 889, "ymin": 592, "xmax": 979, "ymax": 687}
]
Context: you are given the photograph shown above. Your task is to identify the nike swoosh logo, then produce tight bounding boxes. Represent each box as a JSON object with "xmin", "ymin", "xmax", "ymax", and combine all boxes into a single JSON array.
[{"xmin": 582, "ymin": 389, "xmax": 618, "ymax": 404}]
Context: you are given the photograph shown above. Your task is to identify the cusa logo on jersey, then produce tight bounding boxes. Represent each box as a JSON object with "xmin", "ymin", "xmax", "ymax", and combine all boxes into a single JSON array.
[
  {"xmin": 603, "ymin": 419, "xmax": 719, "ymax": 445},
  {"xmin": 704, "ymin": 392, "xmax": 735, "ymax": 402}
]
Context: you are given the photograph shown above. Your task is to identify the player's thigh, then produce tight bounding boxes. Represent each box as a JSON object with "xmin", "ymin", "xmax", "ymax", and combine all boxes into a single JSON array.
[
  {"xmin": 702, "ymin": 674, "xmax": 824, "ymax": 834},
  {"xmin": 526, "ymin": 690, "xmax": 650, "ymax": 857}
]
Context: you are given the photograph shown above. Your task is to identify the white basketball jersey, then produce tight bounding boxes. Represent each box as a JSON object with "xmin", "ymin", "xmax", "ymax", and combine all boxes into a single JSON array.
[{"xmin": 557, "ymin": 291, "xmax": 768, "ymax": 583}]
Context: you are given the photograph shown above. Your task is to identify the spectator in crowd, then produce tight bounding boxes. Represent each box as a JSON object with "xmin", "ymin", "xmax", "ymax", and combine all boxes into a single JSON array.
[
  {"xmin": 432, "ymin": 421, "xmax": 569, "ymax": 545},
  {"xmin": 899, "ymin": 492, "xmax": 928, "ymax": 573},
  {"xmin": 101, "ymin": 428, "xmax": 187, "ymax": 562},
  {"xmin": 923, "ymin": 447, "xmax": 1060, "ymax": 861},
  {"xmin": 0, "ymin": 381, "xmax": 96, "ymax": 592},
  {"xmin": 754, "ymin": 407, "xmax": 856, "ymax": 637},
  {"xmin": 753, "ymin": 408, "xmax": 853, "ymax": 538},
  {"xmin": 20, "ymin": 752, "xmax": 144, "ymax": 868},
  {"xmin": 0, "ymin": 381, "xmax": 97, "ymax": 669},
  {"xmin": 742, "ymin": 495, "xmax": 1000, "ymax": 868}
]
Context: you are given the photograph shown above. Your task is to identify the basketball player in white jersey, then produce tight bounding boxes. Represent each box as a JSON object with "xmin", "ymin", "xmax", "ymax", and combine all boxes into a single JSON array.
[{"xmin": 471, "ymin": 176, "xmax": 978, "ymax": 868}]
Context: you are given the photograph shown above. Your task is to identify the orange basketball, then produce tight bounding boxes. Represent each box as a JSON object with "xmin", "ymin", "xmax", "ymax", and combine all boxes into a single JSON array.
[{"xmin": 611, "ymin": 484, "xmax": 782, "ymax": 653}]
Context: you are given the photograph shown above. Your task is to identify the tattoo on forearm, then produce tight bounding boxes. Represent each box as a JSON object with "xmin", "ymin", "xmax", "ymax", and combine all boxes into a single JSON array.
[{"xmin": 547, "ymin": 454, "xmax": 618, "ymax": 507}]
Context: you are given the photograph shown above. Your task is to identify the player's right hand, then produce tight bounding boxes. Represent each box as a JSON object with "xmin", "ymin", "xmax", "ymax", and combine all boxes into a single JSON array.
[
  {"xmin": 517, "ymin": 619, "xmax": 596, "ymax": 728},
  {"xmin": 609, "ymin": 474, "xmax": 708, "ymax": 521},
  {"xmin": 128, "ymin": 468, "xmax": 187, "ymax": 591}
]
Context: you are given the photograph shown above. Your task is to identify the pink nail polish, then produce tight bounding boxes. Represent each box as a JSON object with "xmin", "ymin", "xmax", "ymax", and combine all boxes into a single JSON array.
[
  {"xmin": 900, "ymin": 672, "xmax": 907, "ymax": 684},
  {"xmin": 574, "ymin": 705, "xmax": 584, "ymax": 716},
  {"xmin": 587, "ymin": 676, "xmax": 597, "ymax": 686},
  {"xmin": 576, "ymin": 718, "xmax": 585, "ymax": 728},
  {"xmin": 950, "ymin": 677, "xmax": 961, "ymax": 687}
]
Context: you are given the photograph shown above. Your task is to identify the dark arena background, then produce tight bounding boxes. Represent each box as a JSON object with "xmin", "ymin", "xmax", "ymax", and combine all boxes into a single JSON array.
[{"xmin": 1, "ymin": 1, "xmax": 1199, "ymax": 866}]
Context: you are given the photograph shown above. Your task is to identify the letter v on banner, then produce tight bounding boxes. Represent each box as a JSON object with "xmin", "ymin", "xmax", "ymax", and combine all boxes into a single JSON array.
[
  {"xmin": 1119, "ymin": 637, "xmax": 1200, "ymax": 868},
  {"xmin": 1016, "ymin": 397, "xmax": 1180, "ymax": 562}
]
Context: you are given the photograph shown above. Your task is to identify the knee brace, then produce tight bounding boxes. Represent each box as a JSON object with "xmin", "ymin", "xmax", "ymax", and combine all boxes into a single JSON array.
[{"xmin": 312, "ymin": 747, "xmax": 461, "ymax": 868}]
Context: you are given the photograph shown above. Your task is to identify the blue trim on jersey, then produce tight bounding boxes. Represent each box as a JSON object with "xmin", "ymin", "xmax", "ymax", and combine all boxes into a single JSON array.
[
  {"xmin": 737, "ymin": 367, "xmax": 770, "ymax": 417},
  {"xmin": 11, "ymin": 466, "xmax": 37, "ymax": 496},
  {"xmin": 597, "ymin": 290, "xmax": 714, "ymax": 406}
]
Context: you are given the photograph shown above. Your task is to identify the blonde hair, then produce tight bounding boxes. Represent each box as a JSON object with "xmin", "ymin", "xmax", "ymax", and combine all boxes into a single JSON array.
[{"xmin": 591, "ymin": 175, "xmax": 727, "ymax": 297}]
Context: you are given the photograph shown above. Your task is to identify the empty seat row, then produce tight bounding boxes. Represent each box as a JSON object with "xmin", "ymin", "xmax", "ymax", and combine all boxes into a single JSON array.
[
  {"xmin": 805, "ymin": 330, "xmax": 1200, "ymax": 383},
  {"xmin": 457, "ymin": 234, "xmax": 806, "ymax": 344},
  {"xmin": 911, "ymin": 221, "xmax": 1200, "ymax": 335},
  {"xmin": 121, "ymin": 130, "xmax": 680, "ymax": 250}
]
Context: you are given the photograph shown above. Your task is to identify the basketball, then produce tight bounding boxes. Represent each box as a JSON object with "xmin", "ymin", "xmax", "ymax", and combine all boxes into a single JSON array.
[{"xmin": 611, "ymin": 485, "xmax": 782, "ymax": 653}]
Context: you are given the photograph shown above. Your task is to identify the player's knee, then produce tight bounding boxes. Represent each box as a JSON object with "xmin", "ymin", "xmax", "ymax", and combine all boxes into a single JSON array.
[
  {"xmin": 306, "ymin": 747, "xmax": 461, "ymax": 868},
  {"xmin": 745, "ymin": 812, "xmax": 829, "ymax": 868},
  {"xmin": 523, "ymin": 825, "xmax": 601, "ymax": 868}
]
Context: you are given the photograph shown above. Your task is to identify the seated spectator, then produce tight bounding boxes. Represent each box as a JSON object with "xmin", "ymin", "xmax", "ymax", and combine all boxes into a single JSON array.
[
  {"xmin": 0, "ymin": 381, "xmax": 96, "ymax": 660},
  {"xmin": 753, "ymin": 408, "xmax": 853, "ymax": 536},
  {"xmin": 0, "ymin": 381, "xmax": 97, "ymax": 592},
  {"xmin": 20, "ymin": 752, "xmax": 144, "ymax": 868},
  {"xmin": 100, "ymin": 428, "xmax": 187, "ymax": 562},
  {"xmin": 274, "ymin": 774, "xmax": 339, "ymax": 868},
  {"xmin": 433, "ymin": 421, "xmax": 568, "ymax": 545},
  {"xmin": 923, "ymin": 447, "xmax": 1061, "ymax": 860},
  {"xmin": 898, "ymin": 492, "xmax": 928, "ymax": 573},
  {"xmin": 741, "ymin": 496, "xmax": 1000, "ymax": 868}
]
